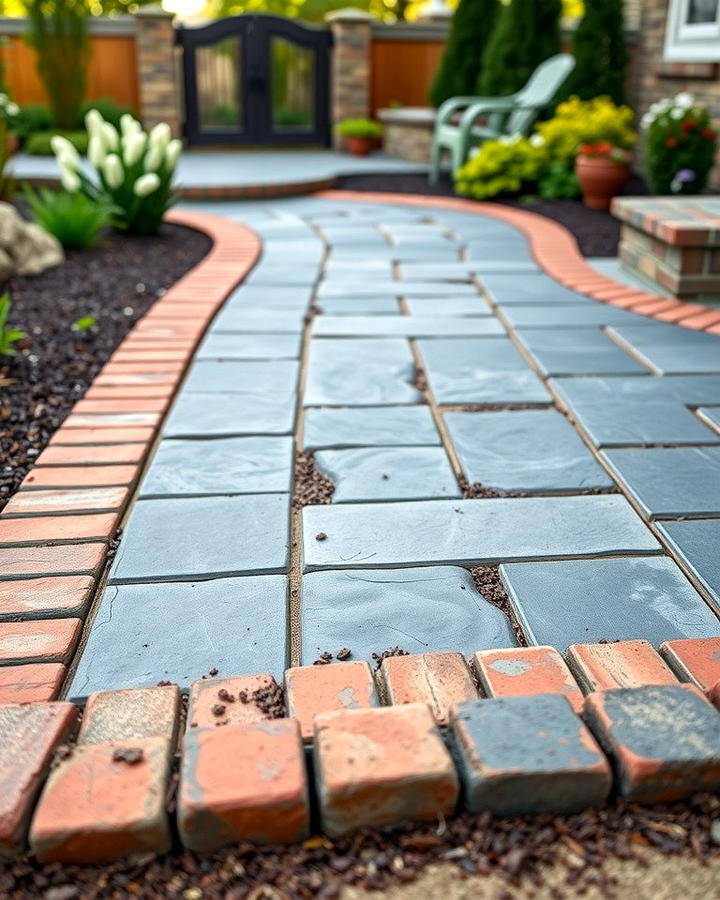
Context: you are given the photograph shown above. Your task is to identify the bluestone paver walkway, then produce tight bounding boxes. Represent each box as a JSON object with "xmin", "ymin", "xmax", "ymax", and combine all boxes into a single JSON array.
[{"xmin": 69, "ymin": 196, "xmax": 720, "ymax": 697}]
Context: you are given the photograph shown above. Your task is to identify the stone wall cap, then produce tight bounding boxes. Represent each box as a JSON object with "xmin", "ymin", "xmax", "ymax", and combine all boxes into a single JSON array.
[
  {"xmin": 325, "ymin": 7, "xmax": 375, "ymax": 23},
  {"xmin": 378, "ymin": 107, "xmax": 437, "ymax": 126},
  {"xmin": 134, "ymin": 4, "xmax": 174, "ymax": 18}
]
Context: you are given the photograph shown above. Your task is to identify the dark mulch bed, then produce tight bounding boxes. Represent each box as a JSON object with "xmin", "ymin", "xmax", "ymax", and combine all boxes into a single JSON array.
[
  {"xmin": 335, "ymin": 172, "xmax": 649, "ymax": 258},
  {"xmin": 0, "ymin": 225, "xmax": 212, "ymax": 512},
  {"xmin": 2, "ymin": 793, "xmax": 719, "ymax": 898}
]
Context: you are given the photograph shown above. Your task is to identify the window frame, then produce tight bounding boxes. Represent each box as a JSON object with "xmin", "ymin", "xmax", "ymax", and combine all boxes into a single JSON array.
[{"xmin": 664, "ymin": 0, "xmax": 720, "ymax": 61}]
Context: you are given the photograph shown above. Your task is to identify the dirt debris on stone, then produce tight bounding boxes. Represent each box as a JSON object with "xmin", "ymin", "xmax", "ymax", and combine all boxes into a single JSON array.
[
  {"xmin": 293, "ymin": 451, "xmax": 335, "ymax": 508},
  {"xmin": 470, "ymin": 566, "xmax": 527, "ymax": 647},
  {"xmin": 111, "ymin": 747, "xmax": 144, "ymax": 766},
  {"xmin": 371, "ymin": 647, "xmax": 410, "ymax": 670},
  {"xmin": 238, "ymin": 682, "xmax": 285, "ymax": 719}
]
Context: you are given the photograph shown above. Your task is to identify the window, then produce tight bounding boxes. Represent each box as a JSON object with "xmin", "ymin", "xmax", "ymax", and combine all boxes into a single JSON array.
[{"xmin": 664, "ymin": 0, "xmax": 720, "ymax": 60}]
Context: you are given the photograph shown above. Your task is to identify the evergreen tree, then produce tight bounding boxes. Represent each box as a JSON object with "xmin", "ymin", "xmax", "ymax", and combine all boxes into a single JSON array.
[
  {"xmin": 429, "ymin": 0, "xmax": 500, "ymax": 108},
  {"xmin": 478, "ymin": 0, "xmax": 562, "ymax": 96},
  {"xmin": 560, "ymin": 0, "xmax": 627, "ymax": 105}
]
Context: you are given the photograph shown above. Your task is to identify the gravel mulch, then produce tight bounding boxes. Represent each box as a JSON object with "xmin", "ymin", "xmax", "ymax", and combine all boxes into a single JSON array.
[
  {"xmin": 293, "ymin": 451, "xmax": 335, "ymax": 508},
  {"xmin": 2, "ymin": 794, "xmax": 719, "ymax": 898},
  {"xmin": 0, "ymin": 225, "xmax": 212, "ymax": 512},
  {"xmin": 335, "ymin": 173, "xmax": 649, "ymax": 258}
]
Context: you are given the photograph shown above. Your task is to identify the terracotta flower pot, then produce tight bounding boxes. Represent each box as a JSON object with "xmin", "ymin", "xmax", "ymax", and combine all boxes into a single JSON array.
[
  {"xmin": 575, "ymin": 155, "xmax": 631, "ymax": 211},
  {"xmin": 344, "ymin": 136, "xmax": 374, "ymax": 157}
]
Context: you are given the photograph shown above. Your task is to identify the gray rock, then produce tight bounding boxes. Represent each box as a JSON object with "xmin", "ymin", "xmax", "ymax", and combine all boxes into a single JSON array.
[
  {"xmin": 300, "ymin": 566, "xmax": 516, "ymax": 664},
  {"xmin": 445, "ymin": 409, "xmax": 613, "ymax": 491},
  {"xmin": 315, "ymin": 447, "xmax": 460, "ymax": 502},
  {"xmin": 499, "ymin": 556, "xmax": 720, "ymax": 647},
  {"xmin": 302, "ymin": 495, "xmax": 660, "ymax": 571},
  {"xmin": 68, "ymin": 575, "xmax": 288, "ymax": 697},
  {"xmin": 0, "ymin": 201, "xmax": 63, "ymax": 276},
  {"xmin": 110, "ymin": 494, "xmax": 289, "ymax": 582},
  {"xmin": 303, "ymin": 406, "xmax": 440, "ymax": 450},
  {"xmin": 140, "ymin": 437, "xmax": 293, "ymax": 497}
]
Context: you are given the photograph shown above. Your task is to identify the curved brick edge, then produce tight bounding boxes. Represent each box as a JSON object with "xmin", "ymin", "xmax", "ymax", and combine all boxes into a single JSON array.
[
  {"xmin": 316, "ymin": 190, "xmax": 720, "ymax": 334},
  {"xmin": 0, "ymin": 211, "xmax": 261, "ymax": 701},
  {"xmin": 1, "ymin": 638, "xmax": 719, "ymax": 861}
]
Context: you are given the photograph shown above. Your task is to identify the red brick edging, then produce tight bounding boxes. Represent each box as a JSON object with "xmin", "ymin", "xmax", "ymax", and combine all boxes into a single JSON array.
[
  {"xmin": 1, "ymin": 638, "xmax": 720, "ymax": 861},
  {"xmin": 0, "ymin": 211, "xmax": 261, "ymax": 700},
  {"xmin": 317, "ymin": 190, "xmax": 720, "ymax": 334}
]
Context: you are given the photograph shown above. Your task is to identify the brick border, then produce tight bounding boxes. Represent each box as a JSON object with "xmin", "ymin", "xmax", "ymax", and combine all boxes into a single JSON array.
[
  {"xmin": 0, "ymin": 211, "xmax": 261, "ymax": 700},
  {"xmin": 1, "ymin": 638, "xmax": 719, "ymax": 861},
  {"xmin": 316, "ymin": 190, "xmax": 720, "ymax": 334}
]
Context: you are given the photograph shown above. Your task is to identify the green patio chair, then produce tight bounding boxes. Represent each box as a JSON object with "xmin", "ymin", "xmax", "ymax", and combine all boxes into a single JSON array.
[{"xmin": 429, "ymin": 53, "xmax": 576, "ymax": 183}]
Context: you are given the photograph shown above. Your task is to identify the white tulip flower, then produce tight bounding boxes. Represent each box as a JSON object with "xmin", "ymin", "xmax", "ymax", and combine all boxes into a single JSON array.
[
  {"xmin": 120, "ymin": 113, "xmax": 142, "ymax": 139},
  {"xmin": 123, "ymin": 131, "xmax": 147, "ymax": 167},
  {"xmin": 6, "ymin": 102, "xmax": 19, "ymax": 117},
  {"xmin": 164, "ymin": 139, "xmax": 182, "ymax": 170},
  {"xmin": 133, "ymin": 173, "xmax": 161, "ymax": 197},
  {"xmin": 85, "ymin": 109, "xmax": 104, "ymax": 139},
  {"xmin": 102, "ymin": 122, "xmax": 120, "ymax": 151},
  {"xmin": 59, "ymin": 166, "xmax": 81, "ymax": 193},
  {"xmin": 675, "ymin": 92, "xmax": 695, "ymax": 108},
  {"xmin": 102, "ymin": 154, "xmax": 124, "ymax": 189},
  {"xmin": 148, "ymin": 122, "xmax": 171, "ymax": 152},
  {"xmin": 529, "ymin": 134, "xmax": 545, "ymax": 148},
  {"xmin": 88, "ymin": 135, "xmax": 106, "ymax": 168},
  {"xmin": 51, "ymin": 135, "xmax": 80, "ymax": 166},
  {"xmin": 143, "ymin": 141, "xmax": 165, "ymax": 173}
]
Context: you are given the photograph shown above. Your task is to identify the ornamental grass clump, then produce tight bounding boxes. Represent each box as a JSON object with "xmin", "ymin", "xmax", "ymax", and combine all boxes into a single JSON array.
[
  {"xmin": 641, "ymin": 92, "xmax": 717, "ymax": 195},
  {"xmin": 52, "ymin": 109, "xmax": 182, "ymax": 236}
]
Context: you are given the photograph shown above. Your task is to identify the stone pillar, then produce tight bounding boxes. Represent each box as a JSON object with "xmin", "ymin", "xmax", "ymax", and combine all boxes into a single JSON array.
[
  {"xmin": 326, "ymin": 8, "xmax": 374, "ymax": 148},
  {"xmin": 134, "ymin": 6, "xmax": 182, "ymax": 138}
]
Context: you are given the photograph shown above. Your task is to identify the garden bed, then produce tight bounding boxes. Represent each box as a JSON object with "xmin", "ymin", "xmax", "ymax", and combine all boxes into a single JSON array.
[
  {"xmin": 335, "ymin": 172, "xmax": 649, "ymax": 258},
  {"xmin": 0, "ymin": 224, "xmax": 212, "ymax": 511}
]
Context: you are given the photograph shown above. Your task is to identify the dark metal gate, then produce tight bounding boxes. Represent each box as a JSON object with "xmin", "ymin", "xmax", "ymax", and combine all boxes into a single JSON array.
[{"xmin": 177, "ymin": 15, "xmax": 332, "ymax": 147}]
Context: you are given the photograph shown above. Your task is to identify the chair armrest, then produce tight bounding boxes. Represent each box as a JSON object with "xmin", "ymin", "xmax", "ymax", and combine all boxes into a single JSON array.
[
  {"xmin": 436, "ymin": 95, "xmax": 517, "ymax": 127},
  {"xmin": 458, "ymin": 98, "xmax": 536, "ymax": 133}
]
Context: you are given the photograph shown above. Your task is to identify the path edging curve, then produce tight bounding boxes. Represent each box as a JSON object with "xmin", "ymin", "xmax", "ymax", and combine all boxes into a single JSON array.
[
  {"xmin": 317, "ymin": 190, "xmax": 720, "ymax": 334},
  {"xmin": 0, "ymin": 210, "xmax": 261, "ymax": 699}
]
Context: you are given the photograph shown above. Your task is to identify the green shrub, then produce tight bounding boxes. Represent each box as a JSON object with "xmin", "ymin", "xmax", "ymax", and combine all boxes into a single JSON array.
[
  {"xmin": 25, "ymin": 129, "xmax": 88, "ymax": 155},
  {"xmin": 478, "ymin": 0, "xmax": 562, "ymax": 96},
  {"xmin": 535, "ymin": 95, "xmax": 636, "ymax": 164},
  {"xmin": 53, "ymin": 109, "xmax": 182, "ymax": 236},
  {"xmin": 455, "ymin": 135, "xmax": 547, "ymax": 199},
  {"xmin": 560, "ymin": 0, "xmax": 627, "ymax": 105},
  {"xmin": 336, "ymin": 118, "xmax": 383, "ymax": 139},
  {"xmin": 429, "ymin": 0, "xmax": 500, "ymax": 108},
  {"xmin": 25, "ymin": 186, "xmax": 112, "ymax": 249},
  {"xmin": 24, "ymin": 0, "xmax": 90, "ymax": 130},
  {"xmin": 642, "ymin": 93, "xmax": 717, "ymax": 195},
  {"xmin": 0, "ymin": 293, "xmax": 26, "ymax": 358},
  {"xmin": 78, "ymin": 98, "xmax": 133, "ymax": 131},
  {"xmin": 9, "ymin": 103, "xmax": 54, "ymax": 142}
]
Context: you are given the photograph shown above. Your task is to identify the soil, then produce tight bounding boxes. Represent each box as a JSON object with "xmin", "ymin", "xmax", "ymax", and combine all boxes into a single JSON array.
[
  {"xmin": 470, "ymin": 565, "xmax": 527, "ymax": 646},
  {"xmin": 0, "ymin": 225, "xmax": 212, "ymax": 512},
  {"xmin": 2, "ymin": 794, "xmax": 718, "ymax": 899},
  {"xmin": 335, "ymin": 173, "xmax": 649, "ymax": 258},
  {"xmin": 293, "ymin": 451, "xmax": 335, "ymax": 508}
]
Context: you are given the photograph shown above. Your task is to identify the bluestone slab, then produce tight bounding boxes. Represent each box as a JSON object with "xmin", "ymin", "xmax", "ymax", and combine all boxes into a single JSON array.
[
  {"xmin": 317, "ymin": 297, "xmax": 400, "ymax": 315},
  {"xmin": 301, "ymin": 495, "xmax": 660, "ymax": 571},
  {"xmin": 445, "ymin": 409, "xmax": 613, "ymax": 492},
  {"xmin": 451, "ymin": 695, "xmax": 610, "ymax": 815},
  {"xmin": 183, "ymin": 359, "xmax": 299, "ymax": 396},
  {"xmin": 499, "ymin": 556, "xmax": 720, "ymax": 646},
  {"xmin": 110, "ymin": 494, "xmax": 289, "ymax": 582},
  {"xmin": 164, "ymin": 392, "xmax": 296, "ymax": 437},
  {"xmin": 312, "ymin": 315, "xmax": 503, "ymax": 338},
  {"xmin": 210, "ymin": 307, "xmax": 305, "ymax": 334},
  {"xmin": 603, "ymin": 447, "xmax": 720, "ymax": 518},
  {"xmin": 223, "ymin": 285, "xmax": 313, "ymax": 310},
  {"xmin": 657, "ymin": 519, "xmax": 720, "ymax": 609},
  {"xmin": 552, "ymin": 374, "xmax": 720, "ymax": 408},
  {"xmin": 304, "ymin": 339, "xmax": 421, "ymax": 406},
  {"xmin": 418, "ymin": 338, "xmax": 550, "ymax": 405},
  {"xmin": 502, "ymin": 305, "xmax": 649, "ymax": 329},
  {"xmin": 300, "ymin": 566, "xmax": 516, "ymax": 664},
  {"xmin": 406, "ymin": 297, "xmax": 492, "ymax": 316},
  {"xmin": 317, "ymin": 281, "xmax": 477, "ymax": 298},
  {"xmin": 480, "ymin": 273, "xmax": 590, "ymax": 306},
  {"xmin": 608, "ymin": 324, "xmax": 720, "ymax": 375},
  {"xmin": 514, "ymin": 328, "xmax": 649, "ymax": 377},
  {"xmin": 140, "ymin": 437, "xmax": 293, "ymax": 497},
  {"xmin": 303, "ymin": 406, "xmax": 440, "ymax": 450},
  {"xmin": 315, "ymin": 447, "xmax": 460, "ymax": 502},
  {"xmin": 197, "ymin": 332, "xmax": 301, "ymax": 360},
  {"xmin": 68, "ymin": 575, "xmax": 288, "ymax": 697}
]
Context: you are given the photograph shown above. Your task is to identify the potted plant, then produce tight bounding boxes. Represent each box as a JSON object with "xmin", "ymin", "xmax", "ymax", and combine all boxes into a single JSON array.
[
  {"xmin": 574, "ymin": 141, "xmax": 632, "ymax": 210},
  {"xmin": 337, "ymin": 118, "xmax": 384, "ymax": 157}
]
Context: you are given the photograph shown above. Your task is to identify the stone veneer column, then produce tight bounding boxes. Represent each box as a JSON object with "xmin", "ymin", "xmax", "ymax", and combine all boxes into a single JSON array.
[
  {"xmin": 326, "ymin": 8, "xmax": 374, "ymax": 149},
  {"xmin": 134, "ymin": 5, "xmax": 182, "ymax": 138}
]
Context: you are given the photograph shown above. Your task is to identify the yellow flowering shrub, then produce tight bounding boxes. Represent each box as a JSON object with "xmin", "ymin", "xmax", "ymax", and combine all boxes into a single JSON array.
[
  {"xmin": 535, "ymin": 96, "xmax": 636, "ymax": 164},
  {"xmin": 455, "ymin": 136, "xmax": 547, "ymax": 200}
]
